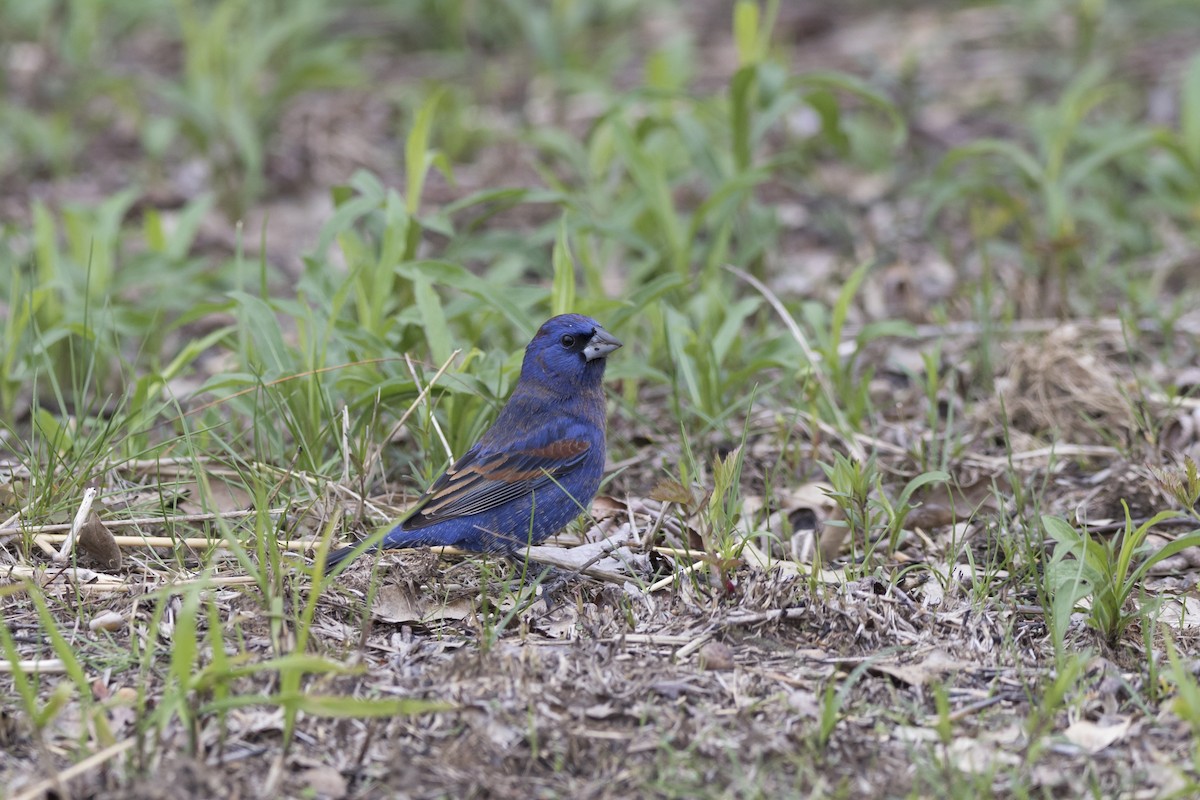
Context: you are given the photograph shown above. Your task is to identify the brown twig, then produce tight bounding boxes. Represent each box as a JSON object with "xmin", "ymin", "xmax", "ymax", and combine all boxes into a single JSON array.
[
  {"xmin": 0, "ymin": 658, "xmax": 67, "ymax": 674},
  {"xmin": 0, "ymin": 507, "xmax": 290, "ymax": 538},
  {"xmin": 33, "ymin": 533, "xmax": 322, "ymax": 552}
]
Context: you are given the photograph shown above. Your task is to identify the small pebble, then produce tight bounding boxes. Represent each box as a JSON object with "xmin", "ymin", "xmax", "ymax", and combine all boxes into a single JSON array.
[
  {"xmin": 89, "ymin": 611, "xmax": 125, "ymax": 632},
  {"xmin": 697, "ymin": 641, "xmax": 735, "ymax": 671}
]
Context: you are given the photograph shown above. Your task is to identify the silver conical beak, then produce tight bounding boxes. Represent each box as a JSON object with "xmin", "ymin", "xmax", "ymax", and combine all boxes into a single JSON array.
[{"xmin": 583, "ymin": 327, "xmax": 622, "ymax": 362}]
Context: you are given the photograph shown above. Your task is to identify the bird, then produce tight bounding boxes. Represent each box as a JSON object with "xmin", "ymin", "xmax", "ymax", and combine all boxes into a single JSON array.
[{"xmin": 323, "ymin": 313, "xmax": 622, "ymax": 574}]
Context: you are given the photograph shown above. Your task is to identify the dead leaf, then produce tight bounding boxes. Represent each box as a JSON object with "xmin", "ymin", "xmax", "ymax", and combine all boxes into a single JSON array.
[
  {"xmin": 870, "ymin": 649, "xmax": 966, "ymax": 687},
  {"xmin": 372, "ymin": 583, "xmax": 473, "ymax": 625},
  {"xmin": 77, "ymin": 511, "xmax": 121, "ymax": 571},
  {"xmin": 651, "ymin": 479, "xmax": 709, "ymax": 513},
  {"xmin": 943, "ymin": 724, "xmax": 1022, "ymax": 773},
  {"xmin": 1063, "ymin": 717, "xmax": 1130, "ymax": 753},
  {"xmin": 297, "ymin": 765, "xmax": 347, "ymax": 799},
  {"xmin": 589, "ymin": 495, "xmax": 626, "ymax": 520},
  {"xmin": 1157, "ymin": 596, "xmax": 1200, "ymax": 630},
  {"xmin": 1145, "ymin": 534, "xmax": 1200, "ymax": 574},
  {"xmin": 535, "ymin": 605, "xmax": 580, "ymax": 639}
]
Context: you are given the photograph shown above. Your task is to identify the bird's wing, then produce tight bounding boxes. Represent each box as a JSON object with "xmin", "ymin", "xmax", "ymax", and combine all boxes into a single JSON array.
[{"xmin": 400, "ymin": 438, "xmax": 592, "ymax": 530}]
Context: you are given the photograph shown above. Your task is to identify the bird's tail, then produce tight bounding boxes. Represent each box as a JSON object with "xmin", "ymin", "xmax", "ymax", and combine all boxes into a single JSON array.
[{"xmin": 322, "ymin": 542, "xmax": 371, "ymax": 575}]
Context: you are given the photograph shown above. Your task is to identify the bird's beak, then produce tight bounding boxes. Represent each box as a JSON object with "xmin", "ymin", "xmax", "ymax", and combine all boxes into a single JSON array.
[{"xmin": 584, "ymin": 327, "xmax": 622, "ymax": 362}]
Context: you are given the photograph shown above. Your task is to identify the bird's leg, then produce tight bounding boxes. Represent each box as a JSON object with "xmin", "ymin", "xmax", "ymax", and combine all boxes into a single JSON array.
[
  {"xmin": 506, "ymin": 554, "xmax": 572, "ymax": 613},
  {"xmin": 533, "ymin": 566, "xmax": 573, "ymax": 613}
]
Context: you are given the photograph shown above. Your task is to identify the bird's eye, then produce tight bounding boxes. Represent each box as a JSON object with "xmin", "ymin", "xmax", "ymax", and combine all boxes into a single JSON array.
[{"xmin": 560, "ymin": 334, "xmax": 576, "ymax": 349}]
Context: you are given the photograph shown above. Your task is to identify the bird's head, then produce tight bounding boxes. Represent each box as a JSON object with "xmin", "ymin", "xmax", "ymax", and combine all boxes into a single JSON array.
[{"xmin": 521, "ymin": 314, "xmax": 622, "ymax": 389}]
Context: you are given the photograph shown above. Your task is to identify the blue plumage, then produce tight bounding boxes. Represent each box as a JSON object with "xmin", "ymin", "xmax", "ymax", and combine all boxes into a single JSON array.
[{"xmin": 324, "ymin": 314, "xmax": 621, "ymax": 572}]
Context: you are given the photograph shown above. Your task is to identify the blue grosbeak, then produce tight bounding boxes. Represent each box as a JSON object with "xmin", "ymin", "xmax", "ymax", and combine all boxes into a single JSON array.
[{"xmin": 324, "ymin": 314, "xmax": 621, "ymax": 573}]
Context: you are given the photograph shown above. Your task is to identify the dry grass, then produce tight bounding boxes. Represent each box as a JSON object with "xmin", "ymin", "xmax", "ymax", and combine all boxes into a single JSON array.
[{"xmin": 5, "ymin": 326, "xmax": 1200, "ymax": 798}]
